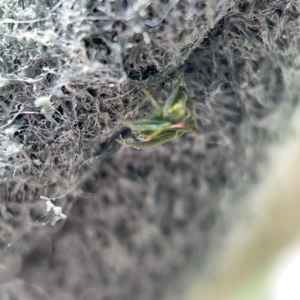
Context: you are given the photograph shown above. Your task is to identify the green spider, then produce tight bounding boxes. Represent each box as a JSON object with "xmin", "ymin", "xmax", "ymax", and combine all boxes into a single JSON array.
[{"xmin": 115, "ymin": 81, "xmax": 198, "ymax": 149}]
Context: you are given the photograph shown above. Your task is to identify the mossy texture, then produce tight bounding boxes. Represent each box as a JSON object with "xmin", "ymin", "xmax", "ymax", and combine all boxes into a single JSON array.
[{"xmin": 1, "ymin": 0, "xmax": 300, "ymax": 300}]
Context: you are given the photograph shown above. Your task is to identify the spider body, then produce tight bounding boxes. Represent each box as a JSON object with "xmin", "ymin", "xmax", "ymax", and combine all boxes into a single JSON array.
[{"xmin": 116, "ymin": 81, "xmax": 197, "ymax": 149}]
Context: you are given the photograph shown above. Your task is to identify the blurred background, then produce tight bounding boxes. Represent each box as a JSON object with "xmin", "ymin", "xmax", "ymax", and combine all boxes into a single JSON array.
[{"xmin": 185, "ymin": 105, "xmax": 300, "ymax": 300}]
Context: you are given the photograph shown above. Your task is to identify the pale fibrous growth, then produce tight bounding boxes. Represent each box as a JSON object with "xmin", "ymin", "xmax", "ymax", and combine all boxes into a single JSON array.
[
  {"xmin": 116, "ymin": 81, "xmax": 198, "ymax": 149},
  {"xmin": 40, "ymin": 192, "xmax": 69, "ymax": 226}
]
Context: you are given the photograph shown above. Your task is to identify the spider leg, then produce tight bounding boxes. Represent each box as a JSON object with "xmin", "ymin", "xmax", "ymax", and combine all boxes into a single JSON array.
[
  {"xmin": 136, "ymin": 128, "xmax": 163, "ymax": 141},
  {"xmin": 163, "ymin": 81, "xmax": 181, "ymax": 115},
  {"xmin": 143, "ymin": 89, "xmax": 162, "ymax": 115},
  {"xmin": 116, "ymin": 130, "xmax": 179, "ymax": 149},
  {"xmin": 117, "ymin": 117, "xmax": 171, "ymax": 131}
]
